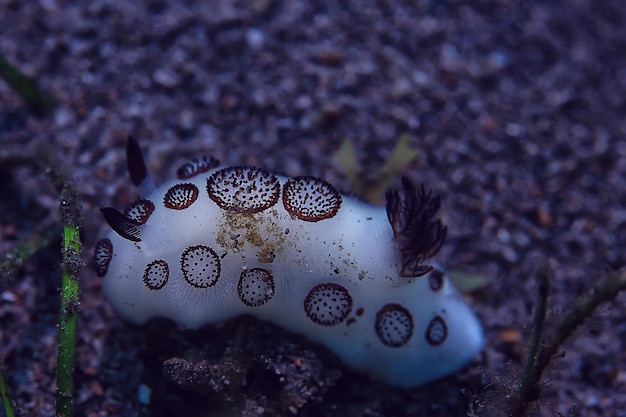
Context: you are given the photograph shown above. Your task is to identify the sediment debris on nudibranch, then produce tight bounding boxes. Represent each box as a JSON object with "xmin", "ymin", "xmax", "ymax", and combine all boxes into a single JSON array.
[{"xmin": 94, "ymin": 136, "xmax": 484, "ymax": 388}]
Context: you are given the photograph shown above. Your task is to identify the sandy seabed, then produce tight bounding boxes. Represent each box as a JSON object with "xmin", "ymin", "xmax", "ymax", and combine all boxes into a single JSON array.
[{"xmin": 1, "ymin": 1, "xmax": 625, "ymax": 416}]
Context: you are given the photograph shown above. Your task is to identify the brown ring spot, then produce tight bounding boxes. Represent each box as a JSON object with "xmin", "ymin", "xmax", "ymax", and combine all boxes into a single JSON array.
[
  {"xmin": 237, "ymin": 268, "xmax": 275, "ymax": 307},
  {"xmin": 207, "ymin": 166, "xmax": 280, "ymax": 213},
  {"xmin": 304, "ymin": 283, "xmax": 352, "ymax": 326},
  {"xmin": 428, "ymin": 269, "xmax": 444, "ymax": 292},
  {"xmin": 282, "ymin": 176, "xmax": 342, "ymax": 222},
  {"xmin": 375, "ymin": 304, "xmax": 414, "ymax": 348},
  {"xmin": 143, "ymin": 260, "xmax": 169, "ymax": 290},
  {"xmin": 125, "ymin": 199, "xmax": 155, "ymax": 224},
  {"xmin": 425, "ymin": 316, "xmax": 448, "ymax": 346},
  {"xmin": 177, "ymin": 156, "xmax": 220, "ymax": 179},
  {"xmin": 164, "ymin": 183, "xmax": 199, "ymax": 210},
  {"xmin": 180, "ymin": 245, "xmax": 221, "ymax": 288},
  {"xmin": 94, "ymin": 238, "xmax": 113, "ymax": 277}
]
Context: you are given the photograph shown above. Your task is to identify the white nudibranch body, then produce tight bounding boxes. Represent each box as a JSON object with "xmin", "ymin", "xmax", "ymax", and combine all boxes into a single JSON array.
[{"xmin": 94, "ymin": 137, "xmax": 484, "ymax": 388}]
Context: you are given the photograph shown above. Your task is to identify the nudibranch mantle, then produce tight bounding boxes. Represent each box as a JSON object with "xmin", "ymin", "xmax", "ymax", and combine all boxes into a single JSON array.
[{"xmin": 95, "ymin": 137, "xmax": 484, "ymax": 388}]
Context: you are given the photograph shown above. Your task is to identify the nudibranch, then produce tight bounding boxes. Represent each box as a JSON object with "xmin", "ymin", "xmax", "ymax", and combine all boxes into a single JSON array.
[{"xmin": 94, "ymin": 137, "xmax": 484, "ymax": 388}]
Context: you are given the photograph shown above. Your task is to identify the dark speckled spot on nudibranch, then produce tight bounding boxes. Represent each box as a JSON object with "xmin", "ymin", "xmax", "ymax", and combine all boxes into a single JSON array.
[
  {"xmin": 304, "ymin": 283, "xmax": 352, "ymax": 326},
  {"xmin": 164, "ymin": 183, "xmax": 199, "ymax": 210},
  {"xmin": 177, "ymin": 156, "xmax": 220, "ymax": 179},
  {"xmin": 143, "ymin": 259, "xmax": 169, "ymax": 290},
  {"xmin": 125, "ymin": 199, "xmax": 155, "ymax": 224},
  {"xmin": 180, "ymin": 245, "xmax": 221, "ymax": 288},
  {"xmin": 425, "ymin": 316, "xmax": 448, "ymax": 346},
  {"xmin": 207, "ymin": 166, "xmax": 280, "ymax": 213},
  {"xmin": 428, "ymin": 269, "xmax": 444, "ymax": 292},
  {"xmin": 238, "ymin": 268, "xmax": 275, "ymax": 307},
  {"xmin": 94, "ymin": 238, "xmax": 113, "ymax": 277},
  {"xmin": 282, "ymin": 176, "xmax": 342, "ymax": 222},
  {"xmin": 375, "ymin": 304, "xmax": 414, "ymax": 348}
]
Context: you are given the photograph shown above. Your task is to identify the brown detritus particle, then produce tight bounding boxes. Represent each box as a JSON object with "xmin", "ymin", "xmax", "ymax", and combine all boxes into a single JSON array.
[
  {"xmin": 215, "ymin": 211, "xmax": 287, "ymax": 263},
  {"xmin": 256, "ymin": 247, "xmax": 275, "ymax": 263},
  {"xmin": 499, "ymin": 329, "xmax": 522, "ymax": 344}
]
